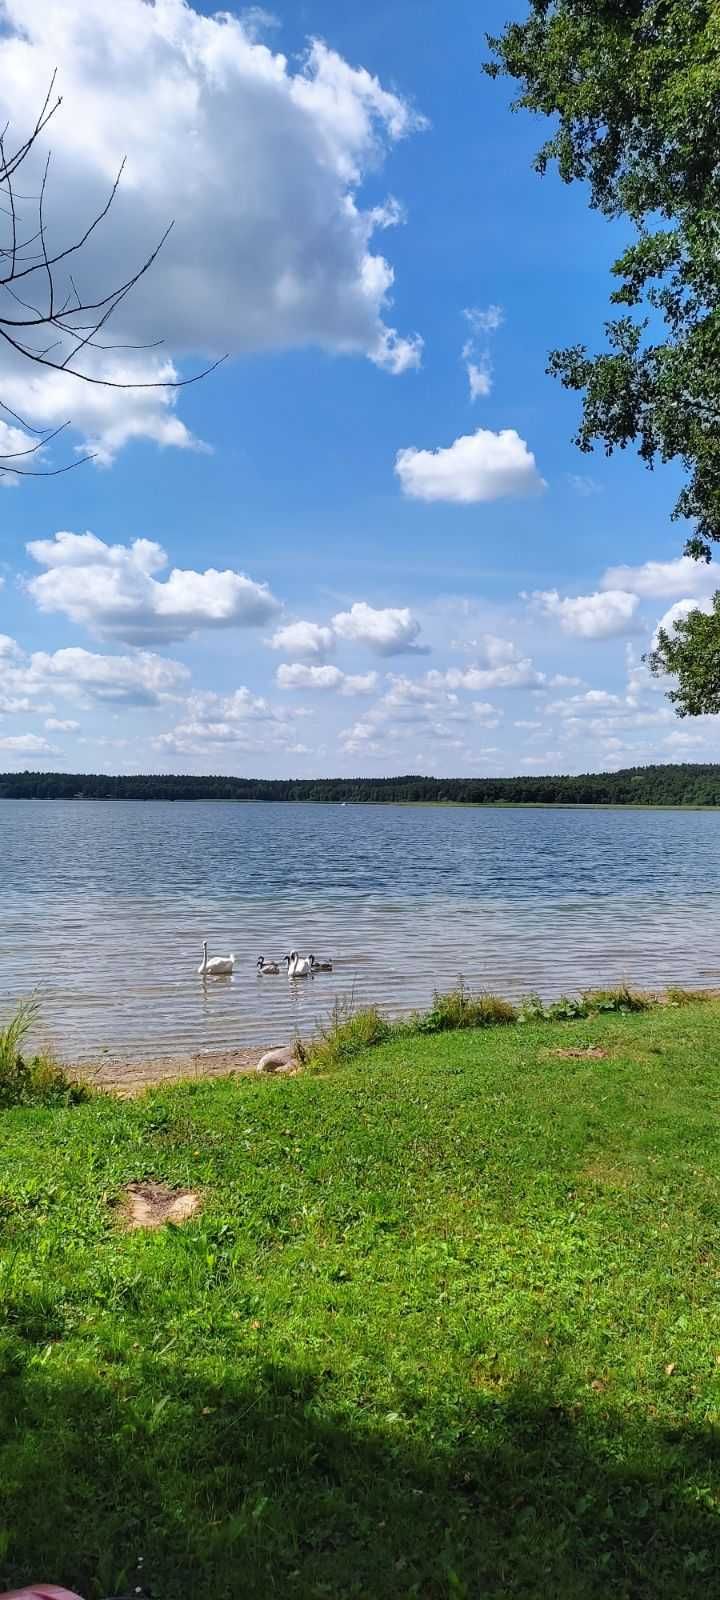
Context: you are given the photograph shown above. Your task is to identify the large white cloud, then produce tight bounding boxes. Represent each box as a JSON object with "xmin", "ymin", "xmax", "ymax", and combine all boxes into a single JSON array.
[
  {"xmin": 276, "ymin": 663, "xmax": 377, "ymax": 694},
  {"xmin": 331, "ymin": 601, "xmax": 427, "ymax": 654},
  {"xmin": 601, "ymin": 556, "xmax": 717, "ymax": 599},
  {"xmin": 529, "ymin": 588, "xmax": 641, "ymax": 639},
  {"xmin": 26, "ymin": 531, "xmax": 280, "ymax": 645},
  {"xmin": 0, "ymin": 0, "xmax": 424, "ymax": 462},
  {"xmin": 0, "ymin": 638, "xmax": 188, "ymax": 707},
  {"xmin": 395, "ymin": 427, "xmax": 545, "ymax": 503}
]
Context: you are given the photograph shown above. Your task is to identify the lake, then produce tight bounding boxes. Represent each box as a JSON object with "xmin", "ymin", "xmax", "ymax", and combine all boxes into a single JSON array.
[{"xmin": 1, "ymin": 799, "xmax": 719, "ymax": 1060}]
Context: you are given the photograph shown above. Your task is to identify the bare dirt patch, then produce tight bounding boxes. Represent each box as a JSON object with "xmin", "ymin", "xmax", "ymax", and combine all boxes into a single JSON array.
[
  {"xmin": 74, "ymin": 1046, "xmax": 266, "ymax": 1095},
  {"xmin": 551, "ymin": 1047, "xmax": 609, "ymax": 1061},
  {"xmin": 118, "ymin": 1181, "xmax": 201, "ymax": 1230}
]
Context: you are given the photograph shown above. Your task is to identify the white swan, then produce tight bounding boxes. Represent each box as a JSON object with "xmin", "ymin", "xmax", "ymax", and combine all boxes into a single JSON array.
[
  {"xmin": 257, "ymin": 956, "xmax": 280, "ymax": 974},
  {"xmin": 310, "ymin": 955, "xmax": 333, "ymax": 972},
  {"xmin": 198, "ymin": 940, "xmax": 234, "ymax": 977},
  {"xmin": 283, "ymin": 951, "xmax": 312, "ymax": 977}
]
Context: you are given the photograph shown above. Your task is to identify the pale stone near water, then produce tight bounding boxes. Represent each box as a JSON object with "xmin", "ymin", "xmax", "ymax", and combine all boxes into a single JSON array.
[{"xmin": 256, "ymin": 1044, "xmax": 296, "ymax": 1074}]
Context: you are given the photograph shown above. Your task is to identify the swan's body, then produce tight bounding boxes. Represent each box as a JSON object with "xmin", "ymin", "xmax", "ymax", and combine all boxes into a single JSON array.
[
  {"xmin": 198, "ymin": 940, "xmax": 234, "ymax": 976},
  {"xmin": 283, "ymin": 951, "xmax": 312, "ymax": 977},
  {"xmin": 257, "ymin": 956, "xmax": 280, "ymax": 975},
  {"xmin": 310, "ymin": 955, "xmax": 333, "ymax": 972}
]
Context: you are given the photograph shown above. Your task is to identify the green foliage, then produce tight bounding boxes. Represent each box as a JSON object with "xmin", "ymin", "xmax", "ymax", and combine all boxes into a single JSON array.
[
  {"xmin": 0, "ymin": 999, "xmax": 88, "ymax": 1110},
  {"xmin": 486, "ymin": 1, "xmax": 720, "ymax": 714},
  {"xmin": 647, "ymin": 593, "xmax": 720, "ymax": 715},
  {"xmin": 417, "ymin": 983, "xmax": 518, "ymax": 1034},
  {"xmin": 582, "ymin": 985, "xmax": 651, "ymax": 1015},
  {"xmin": 305, "ymin": 998, "xmax": 393, "ymax": 1072},
  {"xmin": 3, "ymin": 1003, "xmax": 720, "ymax": 1597},
  {"xmin": 486, "ymin": 1, "xmax": 720, "ymax": 550},
  {"xmin": 3, "ymin": 762, "xmax": 720, "ymax": 804}
]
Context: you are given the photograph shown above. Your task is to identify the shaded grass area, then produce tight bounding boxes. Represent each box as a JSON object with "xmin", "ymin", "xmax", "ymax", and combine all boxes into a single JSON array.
[{"xmin": 3, "ymin": 1003, "xmax": 720, "ymax": 1597}]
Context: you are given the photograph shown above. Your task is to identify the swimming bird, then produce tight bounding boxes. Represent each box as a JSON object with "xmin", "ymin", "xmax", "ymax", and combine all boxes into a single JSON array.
[
  {"xmin": 198, "ymin": 940, "xmax": 234, "ymax": 977},
  {"xmin": 257, "ymin": 956, "xmax": 280, "ymax": 974},
  {"xmin": 309, "ymin": 955, "xmax": 333, "ymax": 972},
  {"xmin": 283, "ymin": 951, "xmax": 312, "ymax": 977}
]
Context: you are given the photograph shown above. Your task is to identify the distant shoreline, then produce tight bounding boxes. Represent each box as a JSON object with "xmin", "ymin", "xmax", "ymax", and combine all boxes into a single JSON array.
[
  {"xmin": 3, "ymin": 796, "xmax": 720, "ymax": 812},
  {"xmin": 1, "ymin": 761, "xmax": 719, "ymax": 808}
]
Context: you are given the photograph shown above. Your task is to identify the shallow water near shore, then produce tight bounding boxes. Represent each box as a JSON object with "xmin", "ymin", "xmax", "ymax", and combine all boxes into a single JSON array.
[{"xmin": 2, "ymin": 797, "xmax": 720, "ymax": 1061}]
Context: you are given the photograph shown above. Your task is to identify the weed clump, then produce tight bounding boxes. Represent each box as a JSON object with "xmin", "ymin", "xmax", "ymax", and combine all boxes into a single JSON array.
[
  {"xmin": 305, "ymin": 998, "xmax": 392, "ymax": 1072},
  {"xmin": 582, "ymin": 985, "xmax": 650, "ymax": 1014},
  {"xmin": 417, "ymin": 982, "xmax": 517, "ymax": 1034},
  {"xmin": 0, "ymin": 998, "xmax": 88, "ymax": 1110}
]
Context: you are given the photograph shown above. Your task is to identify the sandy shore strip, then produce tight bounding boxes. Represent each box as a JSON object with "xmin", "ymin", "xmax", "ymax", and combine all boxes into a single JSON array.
[{"xmin": 71, "ymin": 1045, "xmax": 277, "ymax": 1095}]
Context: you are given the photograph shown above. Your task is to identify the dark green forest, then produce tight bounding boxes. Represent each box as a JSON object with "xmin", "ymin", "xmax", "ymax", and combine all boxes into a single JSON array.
[{"xmin": 1, "ymin": 764, "xmax": 720, "ymax": 806}]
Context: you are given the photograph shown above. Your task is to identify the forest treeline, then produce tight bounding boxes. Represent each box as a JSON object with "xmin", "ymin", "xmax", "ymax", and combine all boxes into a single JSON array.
[{"xmin": 1, "ymin": 765, "xmax": 720, "ymax": 806}]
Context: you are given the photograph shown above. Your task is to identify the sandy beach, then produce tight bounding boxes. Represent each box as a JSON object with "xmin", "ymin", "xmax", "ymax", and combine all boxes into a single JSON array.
[{"xmin": 70, "ymin": 1044, "xmax": 272, "ymax": 1095}]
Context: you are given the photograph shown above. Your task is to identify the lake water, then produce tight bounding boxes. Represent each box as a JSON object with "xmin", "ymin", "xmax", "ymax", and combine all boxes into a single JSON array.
[{"xmin": 2, "ymin": 799, "xmax": 719, "ymax": 1061}]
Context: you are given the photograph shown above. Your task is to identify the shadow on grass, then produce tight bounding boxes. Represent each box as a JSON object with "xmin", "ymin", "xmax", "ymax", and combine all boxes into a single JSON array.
[{"xmin": 1, "ymin": 1355, "xmax": 720, "ymax": 1599}]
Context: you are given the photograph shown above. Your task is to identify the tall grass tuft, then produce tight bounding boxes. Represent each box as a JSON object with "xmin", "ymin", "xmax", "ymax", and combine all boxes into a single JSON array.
[
  {"xmin": 417, "ymin": 980, "xmax": 517, "ymax": 1034},
  {"xmin": 582, "ymin": 985, "xmax": 651, "ymax": 1014},
  {"xmin": 305, "ymin": 996, "xmax": 393, "ymax": 1073},
  {"xmin": 0, "ymin": 997, "xmax": 88, "ymax": 1109}
]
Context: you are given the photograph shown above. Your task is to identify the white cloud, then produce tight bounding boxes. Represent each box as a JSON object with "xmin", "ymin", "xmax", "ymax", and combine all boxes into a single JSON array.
[
  {"xmin": 464, "ymin": 305, "xmax": 504, "ymax": 335},
  {"xmin": 395, "ymin": 428, "xmax": 545, "ymax": 504},
  {"xmin": 45, "ymin": 718, "xmax": 80, "ymax": 732},
  {"xmin": 528, "ymin": 588, "xmax": 641, "ymax": 639},
  {"xmin": 0, "ymin": 1, "xmax": 425, "ymax": 462},
  {"xmin": 465, "ymin": 357, "xmax": 492, "ymax": 401},
  {"xmin": 158, "ymin": 684, "xmax": 307, "ymax": 756},
  {"xmin": 0, "ymin": 733, "xmax": 58, "ymax": 755},
  {"xmin": 663, "ymin": 730, "xmax": 706, "ymax": 750},
  {"xmin": 0, "ymin": 634, "xmax": 20, "ymax": 658},
  {"xmin": 601, "ymin": 556, "xmax": 717, "ymax": 599},
  {"xmin": 567, "ymin": 474, "xmax": 602, "ymax": 497},
  {"xmin": 26, "ymin": 531, "xmax": 280, "ymax": 645},
  {"xmin": 276, "ymin": 663, "xmax": 377, "ymax": 694},
  {"xmin": 332, "ymin": 601, "xmax": 427, "ymax": 655},
  {"xmin": 1, "ymin": 642, "xmax": 188, "ymax": 708},
  {"xmin": 1, "ymin": 356, "xmax": 205, "ymax": 469},
  {"xmin": 432, "ymin": 660, "xmax": 545, "ymax": 691},
  {"xmin": 270, "ymin": 620, "xmax": 335, "ymax": 660}
]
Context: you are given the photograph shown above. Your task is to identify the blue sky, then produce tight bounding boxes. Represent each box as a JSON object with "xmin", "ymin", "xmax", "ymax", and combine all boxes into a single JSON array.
[{"xmin": 0, "ymin": 0, "xmax": 715, "ymax": 776}]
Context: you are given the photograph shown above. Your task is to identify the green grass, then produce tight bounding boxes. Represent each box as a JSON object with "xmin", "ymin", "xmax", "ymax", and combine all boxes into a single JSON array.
[
  {"xmin": 3, "ymin": 1002, "xmax": 720, "ymax": 1597},
  {"xmin": 0, "ymin": 997, "xmax": 89, "ymax": 1110}
]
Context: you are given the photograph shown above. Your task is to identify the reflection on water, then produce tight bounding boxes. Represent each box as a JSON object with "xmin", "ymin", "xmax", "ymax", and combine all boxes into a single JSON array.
[{"xmin": 1, "ymin": 799, "xmax": 719, "ymax": 1059}]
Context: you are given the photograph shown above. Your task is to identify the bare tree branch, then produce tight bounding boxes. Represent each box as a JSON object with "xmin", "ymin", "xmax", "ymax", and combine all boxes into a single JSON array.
[{"xmin": 0, "ymin": 75, "xmax": 223, "ymax": 478}]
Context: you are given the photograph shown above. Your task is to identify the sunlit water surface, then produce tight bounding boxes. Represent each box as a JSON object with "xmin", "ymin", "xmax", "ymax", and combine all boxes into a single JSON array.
[{"xmin": 2, "ymin": 799, "xmax": 719, "ymax": 1059}]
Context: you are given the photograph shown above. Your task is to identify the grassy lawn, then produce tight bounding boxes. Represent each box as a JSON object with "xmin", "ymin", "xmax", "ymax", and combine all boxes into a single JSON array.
[{"xmin": 3, "ymin": 1002, "xmax": 720, "ymax": 1597}]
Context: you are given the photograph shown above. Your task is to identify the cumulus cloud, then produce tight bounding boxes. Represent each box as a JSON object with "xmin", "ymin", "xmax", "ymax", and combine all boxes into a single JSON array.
[
  {"xmin": 45, "ymin": 718, "xmax": 80, "ymax": 732},
  {"xmin": 0, "ymin": 732, "xmax": 58, "ymax": 755},
  {"xmin": 1, "ymin": 638, "xmax": 188, "ymax": 708},
  {"xmin": 0, "ymin": 0, "xmax": 425, "ymax": 462},
  {"xmin": 436, "ymin": 660, "xmax": 545, "ymax": 691},
  {"xmin": 528, "ymin": 588, "xmax": 641, "ymax": 639},
  {"xmin": 157, "ymin": 684, "xmax": 307, "ymax": 756},
  {"xmin": 395, "ymin": 428, "xmax": 545, "ymax": 503},
  {"xmin": 276, "ymin": 663, "xmax": 377, "ymax": 694},
  {"xmin": 26, "ymin": 531, "xmax": 280, "ymax": 645},
  {"xmin": 270, "ymin": 621, "xmax": 336, "ymax": 660},
  {"xmin": 601, "ymin": 556, "xmax": 717, "ymax": 599},
  {"xmin": 332, "ymin": 601, "xmax": 427, "ymax": 655}
]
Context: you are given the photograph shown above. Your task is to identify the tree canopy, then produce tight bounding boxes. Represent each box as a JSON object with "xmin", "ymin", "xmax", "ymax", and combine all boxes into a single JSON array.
[
  {"xmin": 486, "ymin": 0, "xmax": 720, "ymax": 713},
  {"xmin": 1, "ymin": 764, "xmax": 719, "ymax": 806}
]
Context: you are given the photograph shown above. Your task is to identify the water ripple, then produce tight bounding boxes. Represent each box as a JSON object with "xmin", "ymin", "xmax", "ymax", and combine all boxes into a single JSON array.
[{"xmin": 1, "ymin": 800, "xmax": 719, "ymax": 1060}]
